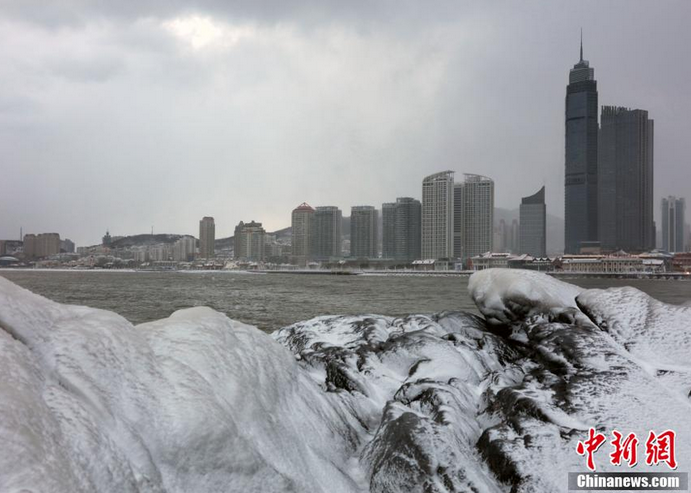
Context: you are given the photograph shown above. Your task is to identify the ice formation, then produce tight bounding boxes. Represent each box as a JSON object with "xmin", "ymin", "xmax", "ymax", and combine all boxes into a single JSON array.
[{"xmin": 1, "ymin": 269, "xmax": 690, "ymax": 492}]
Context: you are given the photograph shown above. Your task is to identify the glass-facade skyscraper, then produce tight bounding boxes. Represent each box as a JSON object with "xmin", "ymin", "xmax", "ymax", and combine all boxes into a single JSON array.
[
  {"xmin": 565, "ymin": 39, "xmax": 599, "ymax": 254},
  {"xmin": 661, "ymin": 196, "xmax": 686, "ymax": 252},
  {"xmin": 519, "ymin": 186, "xmax": 547, "ymax": 257},
  {"xmin": 598, "ymin": 106, "xmax": 655, "ymax": 253},
  {"xmin": 394, "ymin": 198, "xmax": 421, "ymax": 262}
]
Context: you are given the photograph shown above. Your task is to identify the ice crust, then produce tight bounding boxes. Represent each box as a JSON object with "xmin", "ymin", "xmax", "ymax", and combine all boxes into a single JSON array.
[{"xmin": 1, "ymin": 269, "xmax": 690, "ymax": 492}]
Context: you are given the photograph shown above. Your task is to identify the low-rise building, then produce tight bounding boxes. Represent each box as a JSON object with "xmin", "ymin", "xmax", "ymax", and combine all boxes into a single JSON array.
[
  {"xmin": 469, "ymin": 252, "xmax": 555, "ymax": 271},
  {"xmin": 0, "ymin": 240, "xmax": 23, "ymax": 256},
  {"xmin": 557, "ymin": 253, "xmax": 666, "ymax": 273},
  {"xmin": 672, "ymin": 253, "xmax": 691, "ymax": 273}
]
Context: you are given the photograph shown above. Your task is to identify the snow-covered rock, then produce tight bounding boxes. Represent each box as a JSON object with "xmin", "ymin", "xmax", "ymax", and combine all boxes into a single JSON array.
[
  {"xmin": 1, "ymin": 269, "xmax": 690, "ymax": 492},
  {"xmin": 0, "ymin": 276, "xmax": 364, "ymax": 493},
  {"xmin": 469, "ymin": 267, "xmax": 583, "ymax": 327}
]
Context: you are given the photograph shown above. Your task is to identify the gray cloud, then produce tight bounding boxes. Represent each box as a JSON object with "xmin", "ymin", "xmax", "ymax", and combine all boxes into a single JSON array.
[{"xmin": 0, "ymin": 0, "xmax": 690, "ymax": 246}]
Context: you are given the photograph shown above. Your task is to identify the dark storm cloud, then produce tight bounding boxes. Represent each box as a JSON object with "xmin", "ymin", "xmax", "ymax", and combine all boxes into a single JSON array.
[{"xmin": 0, "ymin": 0, "xmax": 690, "ymax": 247}]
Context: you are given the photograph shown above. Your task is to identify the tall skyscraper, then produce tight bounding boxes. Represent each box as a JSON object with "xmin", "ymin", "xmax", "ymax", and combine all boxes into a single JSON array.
[
  {"xmin": 313, "ymin": 206, "xmax": 342, "ymax": 260},
  {"xmin": 394, "ymin": 197, "xmax": 422, "ymax": 262},
  {"xmin": 598, "ymin": 106, "xmax": 654, "ymax": 253},
  {"xmin": 453, "ymin": 183, "xmax": 464, "ymax": 258},
  {"xmin": 234, "ymin": 221, "xmax": 266, "ymax": 261},
  {"xmin": 350, "ymin": 206, "xmax": 378, "ymax": 258},
  {"xmin": 382, "ymin": 198, "xmax": 421, "ymax": 262},
  {"xmin": 494, "ymin": 220, "xmax": 508, "ymax": 253},
  {"xmin": 565, "ymin": 36, "xmax": 599, "ymax": 254},
  {"xmin": 291, "ymin": 203, "xmax": 315, "ymax": 266},
  {"xmin": 510, "ymin": 219, "xmax": 519, "ymax": 253},
  {"xmin": 662, "ymin": 196, "xmax": 686, "ymax": 252},
  {"xmin": 519, "ymin": 186, "xmax": 547, "ymax": 257},
  {"xmin": 460, "ymin": 174, "xmax": 494, "ymax": 259},
  {"xmin": 422, "ymin": 171, "xmax": 454, "ymax": 259},
  {"xmin": 199, "ymin": 216, "xmax": 215, "ymax": 259},
  {"xmin": 381, "ymin": 203, "xmax": 396, "ymax": 259},
  {"xmin": 494, "ymin": 219, "xmax": 519, "ymax": 253}
]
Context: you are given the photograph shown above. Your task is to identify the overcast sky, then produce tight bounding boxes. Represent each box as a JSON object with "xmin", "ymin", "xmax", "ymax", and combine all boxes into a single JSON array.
[{"xmin": 1, "ymin": 1, "xmax": 689, "ymax": 246}]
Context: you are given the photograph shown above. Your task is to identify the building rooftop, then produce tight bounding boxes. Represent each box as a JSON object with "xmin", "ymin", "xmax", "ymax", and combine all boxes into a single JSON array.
[
  {"xmin": 423, "ymin": 171, "xmax": 454, "ymax": 183},
  {"xmin": 293, "ymin": 202, "xmax": 315, "ymax": 212},
  {"xmin": 521, "ymin": 186, "xmax": 545, "ymax": 205}
]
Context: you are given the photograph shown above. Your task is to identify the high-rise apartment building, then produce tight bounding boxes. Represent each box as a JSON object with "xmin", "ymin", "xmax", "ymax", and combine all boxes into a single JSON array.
[
  {"xmin": 382, "ymin": 198, "xmax": 421, "ymax": 262},
  {"xmin": 350, "ymin": 206, "xmax": 378, "ymax": 259},
  {"xmin": 519, "ymin": 186, "xmax": 547, "ymax": 257},
  {"xmin": 662, "ymin": 196, "xmax": 686, "ymax": 252},
  {"xmin": 394, "ymin": 198, "xmax": 422, "ymax": 262},
  {"xmin": 234, "ymin": 221, "xmax": 266, "ymax": 261},
  {"xmin": 199, "ymin": 217, "xmax": 215, "ymax": 259},
  {"xmin": 381, "ymin": 203, "xmax": 396, "ymax": 259},
  {"xmin": 598, "ymin": 106, "xmax": 654, "ymax": 253},
  {"xmin": 422, "ymin": 171, "xmax": 454, "ymax": 259},
  {"xmin": 172, "ymin": 236, "xmax": 196, "ymax": 261},
  {"xmin": 291, "ymin": 203, "xmax": 315, "ymax": 266},
  {"xmin": 510, "ymin": 219, "xmax": 519, "ymax": 253},
  {"xmin": 453, "ymin": 183, "xmax": 464, "ymax": 258},
  {"xmin": 23, "ymin": 233, "xmax": 60, "ymax": 258},
  {"xmin": 565, "ymin": 38, "xmax": 599, "ymax": 254},
  {"xmin": 39, "ymin": 233, "xmax": 60, "ymax": 258},
  {"xmin": 149, "ymin": 244, "xmax": 171, "ymax": 261},
  {"xmin": 60, "ymin": 238, "xmax": 75, "ymax": 253},
  {"xmin": 23, "ymin": 234, "xmax": 36, "ymax": 258},
  {"xmin": 494, "ymin": 219, "xmax": 519, "ymax": 254},
  {"xmin": 313, "ymin": 206, "xmax": 342, "ymax": 260},
  {"xmin": 459, "ymin": 174, "xmax": 494, "ymax": 259}
]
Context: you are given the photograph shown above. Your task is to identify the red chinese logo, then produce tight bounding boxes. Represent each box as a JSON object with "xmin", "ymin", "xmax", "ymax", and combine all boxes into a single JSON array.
[
  {"xmin": 645, "ymin": 430, "xmax": 677, "ymax": 469},
  {"xmin": 576, "ymin": 428, "xmax": 677, "ymax": 471},
  {"xmin": 576, "ymin": 428, "xmax": 606, "ymax": 471},
  {"xmin": 610, "ymin": 430, "xmax": 638, "ymax": 467}
]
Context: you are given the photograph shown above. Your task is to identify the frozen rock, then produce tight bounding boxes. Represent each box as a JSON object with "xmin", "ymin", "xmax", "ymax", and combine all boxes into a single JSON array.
[
  {"xmin": 0, "ymin": 277, "xmax": 365, "ymax": 493},
  {"xmin": 2, "ymin": 269, "xmax": 691, "ymax": 493},
  {"xmin": 469, "ymin": 268, "xmax": 583, "ymax": 327}
]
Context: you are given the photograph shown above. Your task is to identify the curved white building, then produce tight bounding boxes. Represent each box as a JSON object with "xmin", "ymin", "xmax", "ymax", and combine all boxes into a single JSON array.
[{"xmin": 422, "ymin": 171, "xmax": 454, "ymax": 260}]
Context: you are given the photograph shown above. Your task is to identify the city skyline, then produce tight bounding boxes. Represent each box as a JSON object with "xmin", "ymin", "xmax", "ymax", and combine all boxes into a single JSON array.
[{"xmin": 1, "ymin": 2, "xmax": 690, "ymax": 246}]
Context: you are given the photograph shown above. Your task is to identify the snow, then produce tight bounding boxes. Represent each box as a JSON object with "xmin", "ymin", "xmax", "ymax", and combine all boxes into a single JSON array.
[
  {"xmin": 1, "ymin": 268, "xmax": 691, "ymax": 492},
  {"xmin": 469, "ymin": 268, "xmax": 583, "ymax": 326},
  {"xmin": 0, "ymin": 276, "xmax": 365, "ymax": 493}
]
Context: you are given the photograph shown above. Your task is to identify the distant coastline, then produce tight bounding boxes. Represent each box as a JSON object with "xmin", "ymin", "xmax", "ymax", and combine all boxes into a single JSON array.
[{"xmin": 2, "ymin": 267, "xmax": 690, "ymax": 280}]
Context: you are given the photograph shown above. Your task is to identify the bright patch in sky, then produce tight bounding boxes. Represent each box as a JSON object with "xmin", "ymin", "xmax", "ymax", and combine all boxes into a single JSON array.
[{"xmin": 162, "ymin": 15, "xmax": 254, "ymax": 50}]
